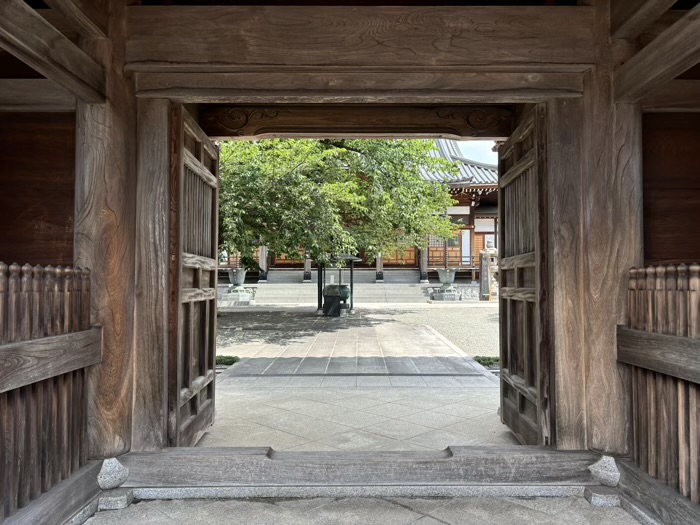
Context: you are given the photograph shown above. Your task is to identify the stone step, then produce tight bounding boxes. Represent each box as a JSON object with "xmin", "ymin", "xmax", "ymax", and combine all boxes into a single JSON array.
[{"xmin": 120, "ymin": 446, "xmax": 601, "ymax": 499}]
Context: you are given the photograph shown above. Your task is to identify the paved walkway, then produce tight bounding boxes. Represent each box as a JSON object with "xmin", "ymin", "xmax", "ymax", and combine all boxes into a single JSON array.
[
  {"xmin": 85, "ymin": 496, "xmax": 640, "ymax": 524},
  {"xmin": 204, "ymin": 307, "xmax": 510, "ymax": 450}
]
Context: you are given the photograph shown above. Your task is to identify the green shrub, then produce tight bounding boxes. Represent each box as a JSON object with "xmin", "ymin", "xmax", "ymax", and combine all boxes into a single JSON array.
[
  {"xmin": 216, "ymin": 355, "xmax": 240, "ymax": 366},
  {"xmin": 473, "ymin": 356, "xmax": 500, "ymax": 367}
]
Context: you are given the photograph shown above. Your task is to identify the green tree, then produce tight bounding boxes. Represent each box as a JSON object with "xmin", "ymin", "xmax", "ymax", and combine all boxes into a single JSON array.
[{"xmin": 219, "ymin": 139, "xmax": 458, "ymax": 267}]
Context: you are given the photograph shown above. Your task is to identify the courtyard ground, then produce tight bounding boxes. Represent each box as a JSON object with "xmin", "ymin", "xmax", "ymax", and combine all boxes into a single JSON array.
[{"xmin": 202, "ymin": 305, "xmax": 509, "ymax": 450}]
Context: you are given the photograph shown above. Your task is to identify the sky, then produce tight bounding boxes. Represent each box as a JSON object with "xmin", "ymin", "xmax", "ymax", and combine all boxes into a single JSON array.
[{"xmin": 456, "ymin": 141, "xmax": 498, "ymax": 166}]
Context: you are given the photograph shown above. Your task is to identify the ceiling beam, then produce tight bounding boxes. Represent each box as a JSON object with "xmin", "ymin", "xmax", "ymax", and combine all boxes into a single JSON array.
[
  {"xmin": 642, "ymin": 80, "xmax": 700, "ymax": 112},
  {"xmin": 0, "ymin": 79, "xmax": 76, "ymax": 112},
  {"xmin": 199, "ymin": 105, "xmax": 514, "ymax": 140},
  {"xmin": 43, "ymin": 0, "xmax": 108, "ymax": 40},
  {"xmin": 611, "ymin": 0, "xmax": 676, "ymax": 40},
  {"xmin": 125, "ymin": 6, "xmax": 595, "ymax": 72},
  {"xmin": 135, "ymin": 71, "xmax": 583, "ymax": 104},
  {"xmin": 0, "ymin": 0, "xmax": 105, "ymax": 103},
  {"xmin": 615, "ymin": 5, "xmax": 700, "ymax": 103}
]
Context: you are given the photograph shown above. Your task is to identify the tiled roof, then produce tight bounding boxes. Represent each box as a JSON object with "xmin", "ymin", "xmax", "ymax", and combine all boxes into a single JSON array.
[{"xmin": 421, "ymin": 139, "xmax": 498, "ymax": 188}]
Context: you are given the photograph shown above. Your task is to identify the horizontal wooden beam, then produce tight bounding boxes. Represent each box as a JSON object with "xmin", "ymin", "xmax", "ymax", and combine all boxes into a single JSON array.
[
  {"xmin": 126, "ymin": 6, "xmax": 595, "ymax": 72},
  {"xmin": 0, "ymin": 79, "xmax": 76, "ymax": 111},
  {"xmin": 642, "ymin": 80, "xmax": 700, "ymax": 112},
  {"xmin": 617, "ymin": 326, "xmax": 700, "ymax": 384},
  {"xmin": 182, "ymin": 253, "xmax": 217, "ymax": 271},
  {"xmin": 618, "ymin": 460, "xmax": 700, "ymax": 525},
  {"xmin": 181, "ymin": 288, "xmax": 216, "ymax": 303},
  {"xmin": 611, "ymin": 0, "xmax": 676, "ymax": 40},
  {"xmin": 0, "ymin": 328, "xmax": 102, "ymax": 393},
  {"xmin": 135, "ymin": 71, "xmax": 584, "ymax": 105},
  {"xmin": 200, "ymin": 105, "xmax": 514, "ymax": 140},
  {"xmin": 500, "ymin": 252, "xmax": 536, "ymax": 270},
  {"xmin": 3, "ymin": 461, "xmax": 102, "ymax": 525},
  {"xmin": 0, "ymin": 0, "xmax": 105, "ymax": 103},
  {"xmin": 615, "ymin": 5, "xmax": 700, "ymax": 103},
  {"xmin": 43, "ymin": 0, "xmax": 108, "ymax": 40}
]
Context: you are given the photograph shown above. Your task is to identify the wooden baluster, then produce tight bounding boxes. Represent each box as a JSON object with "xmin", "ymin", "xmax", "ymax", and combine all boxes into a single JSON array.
[
  {"xmin": 0, "ymin": 390, "xmax": 6, "ymax": 521},
  {"xmin": 81, "ymin": 268, "xmax": 91, "ymax": 330},
  {"xmin": 646, "ymin": 266, "xmax": 655, "ymax": 333},
  {"xmin": 63, "ymin": 267, "xmax": 73, "ymax": 334},
  {"xmin": 20, "ymin": 264, "xmax": 33, "ymax": 342},
  {"xmin": 678, "ymin": 264, "xmax": 689, "ymax": 338},
  {"xmin": 629, "ymin": 268, "xmax": 639, "ymax": 465},
  {"xmin": 53, "ymin": 267, "xmax": 64, "ymax": 336},
  {"xmin": 678, "ymin": 264, "xmax": 691, "ymax": 497},
  {"xmin": 31, "ymin": 266, "xmax": 44, "ymax": 339},
  {"xmin": 73, "ymin": 267, "xmax": 82, "ymax": 333},
  {"xmin": 690, "ymin": 264, "xmax": 700, "ymax": 503},
  {"xmin": 0, "ymin": 262, "xmax": 7, "ymax": 345},
  {"xmin": 628, "ymin": 268, "xmax": 637, "ymax": 329},
  {"xmin": 665, "ymin": 267, "xmax": 679, "ymax": 488},
  {"xmin": 43, "ymin": 266, "xmax": 55, "ymax": 337},
  {"xmin": 656, "ymin": 265, "xmax": 667, "ymax": 335},
  {"xmin": 8, "ymin": 263, "xmax": 21, "ymax": 344}
]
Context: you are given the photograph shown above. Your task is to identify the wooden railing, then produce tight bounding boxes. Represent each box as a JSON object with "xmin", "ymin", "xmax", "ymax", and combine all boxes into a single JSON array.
[
  {"xmin": 618, "ymin": 264, "xmax": 700, "ymax": 504},
  {"xmin": 0, "ymin": 263, "xmax": 101, "ymax": 523}
]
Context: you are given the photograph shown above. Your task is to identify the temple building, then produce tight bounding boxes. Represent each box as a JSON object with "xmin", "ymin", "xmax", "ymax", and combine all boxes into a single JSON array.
[{"xmin": 233, "ymin": 139, "xmax": 499, "ymax": 284}]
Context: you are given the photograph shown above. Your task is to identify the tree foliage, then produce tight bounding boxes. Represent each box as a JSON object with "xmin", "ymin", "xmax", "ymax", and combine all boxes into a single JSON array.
[{"xmin": 219, "ymin": 139, "xmax": 458, "ymax": 267}]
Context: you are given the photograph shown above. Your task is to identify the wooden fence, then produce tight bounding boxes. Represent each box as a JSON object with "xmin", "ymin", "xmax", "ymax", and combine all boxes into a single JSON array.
[
  {"xmin": 0, "ymin": 263, "xmax": 101, "ymax": 522},
  {"xmin": 618, "ymin": 264, "xmax": 700, "ymax": 503}
]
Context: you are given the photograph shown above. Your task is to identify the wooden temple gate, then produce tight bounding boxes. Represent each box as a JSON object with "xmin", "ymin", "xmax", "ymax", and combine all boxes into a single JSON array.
[
  {"xmin": 498, "ymin": 106, "xmax": 550, "ymax": 446},
  {"xmin": 0, "ymin": 0, "xmax": 699, "ymax": 523}
]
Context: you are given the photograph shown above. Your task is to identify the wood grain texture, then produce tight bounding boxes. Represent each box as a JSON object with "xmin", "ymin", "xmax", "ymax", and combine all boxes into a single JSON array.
[
  {"xmin": 120, "ymin": 446, "xmax": 600, "ymax": 488},
  {"xmin": 582, "ymin": 2, "xmax": 643, "ymax": 454},
  {"xmin": 618, "ymin": 327, "xmax": 700, "ymax": 384},
  {"xmin": 0, "ymin": 329, "xmax": 101, "ymax": 393},
  {"xmin": 135, "ymin": 71, "xmax": 584, "ymax": 104},
  {"xmin": 125, "ymin": 6, "xmax": 595, "ymax": 71},
  {"xmin": 200, "ymin": 104, "xmax": 513, "ymax": 140},
  {"xmin": 0, "ymin": 79, "xmax": 76, "ymax": 112},
  {"xmin": 615, "ymin": 5, "xmax": 700, "ymax": 102},
  {"xmin": 642, "ymin": 113, "xmax": 700, "ymax": 265},
  {"xmin": 618, "ymin": 458, "xmax": 700, "ymax": 524},
  {"xmin": 3, "ymin": 460, "xmax": 100, "ymax": 525},
  {"xmin": 0, "ymin": 0, "xmax": 104, "ymax": 102},
  {"xmin": 642, "ymin": 80, "xmax": 700, "ymax": 112},
  {"xmin": 610, "ymin": 0, "xmax": 676, "ymax": 40},
  {"xmin": 547, "ymin": 97, "xmax": 586, "ymax": 450},
  {"xmin": 74, "ymin": 0, "xmax": 137, "ymax": 459},
  {"xmin": 131, "ymin": 98, "xmax": 171, "ymax": 452},
  {"xmin": 0, "ymin": 113, "xmax": 76, "ymax": 266},
  {"xmin": 43, "ymin": 0, "xmax": 108, "ymax": 40}
]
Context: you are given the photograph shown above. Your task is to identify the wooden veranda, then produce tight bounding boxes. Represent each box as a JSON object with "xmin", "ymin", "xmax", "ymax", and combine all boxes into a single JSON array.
[{"xmin": 1, "ymin": 1, "xmax": 700, "ymax": 524}]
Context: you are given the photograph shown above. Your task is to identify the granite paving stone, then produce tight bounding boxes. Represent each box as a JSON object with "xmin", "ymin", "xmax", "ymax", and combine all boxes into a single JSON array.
[{"xmin": 85, "ymin": 497, "xmax": 640, "ymax": 525}]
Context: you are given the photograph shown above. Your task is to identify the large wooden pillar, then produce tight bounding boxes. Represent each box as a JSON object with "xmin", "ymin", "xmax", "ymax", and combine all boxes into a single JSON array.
[
  {"xmin": 131, "ymin": 98, "xmax": 171, "ymax": 451},
  {"xmin": 74, "ymin": 0, "xmax": 137, "ymax": 458},
  {"xmin": 578, "ymin": 0, "xmax": 643, "ymax": 454}
]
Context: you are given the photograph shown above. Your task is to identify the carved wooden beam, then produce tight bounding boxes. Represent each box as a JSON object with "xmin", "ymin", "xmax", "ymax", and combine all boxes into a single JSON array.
[
  {"xmin": 615, "ymin": 5, "xmax": 700, "ymax": 103},
  {"xmin": 611, "ymin": 0, "xmax": 676, "ymax": 40},
  {"xmin": 200, "ymin": 105, "xmax": 514, "ymax": 140},
  {"xmin": 43, "ymin": 0, "xmax": 108, "ymax": 40},
  {"xmin": 642, "ymin": 80, "xmax": 700, "ymax": 112},
  {"xmin": 125, "ymin": 6, "xmax": 595, "ymax": 72},
  {"xmin": 0, "ymin": 79, "xmax": 76, "ymax": 111},
  {"xmin": 0, "ymin": 0, "xmax": 105, "ymax": 103},
  {"xmin": 135, "ymin": 71, "xmax": 583, "ymax": 105}
]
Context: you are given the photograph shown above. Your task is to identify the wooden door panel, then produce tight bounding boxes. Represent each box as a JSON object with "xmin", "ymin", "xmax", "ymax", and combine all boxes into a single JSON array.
[
  {"xmin": 498, "ymin": 106, "xmax": 551, "ymax": 446},
  {"xmin": 169, "ymin": 106, "xmax": 219, "ymax": 447}
]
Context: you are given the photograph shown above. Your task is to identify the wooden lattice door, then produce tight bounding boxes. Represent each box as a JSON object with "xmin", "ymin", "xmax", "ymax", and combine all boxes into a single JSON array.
[
  {"xmin": 498, "ymin": 105, "xmax": 551, "ymax": 446},
  {"xmin": 168, "ymin": 106, "xmax": 219, "ymax": 446}
]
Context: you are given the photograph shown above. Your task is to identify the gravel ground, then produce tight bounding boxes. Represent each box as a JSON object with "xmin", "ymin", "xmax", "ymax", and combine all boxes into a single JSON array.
[
  {"xmin": 218, "ymin": 304, "xmax": 501, "ymax": 358},
  {"xmin": 389, "ymin": 306, "xmax": 500, "ymax": 358}
]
